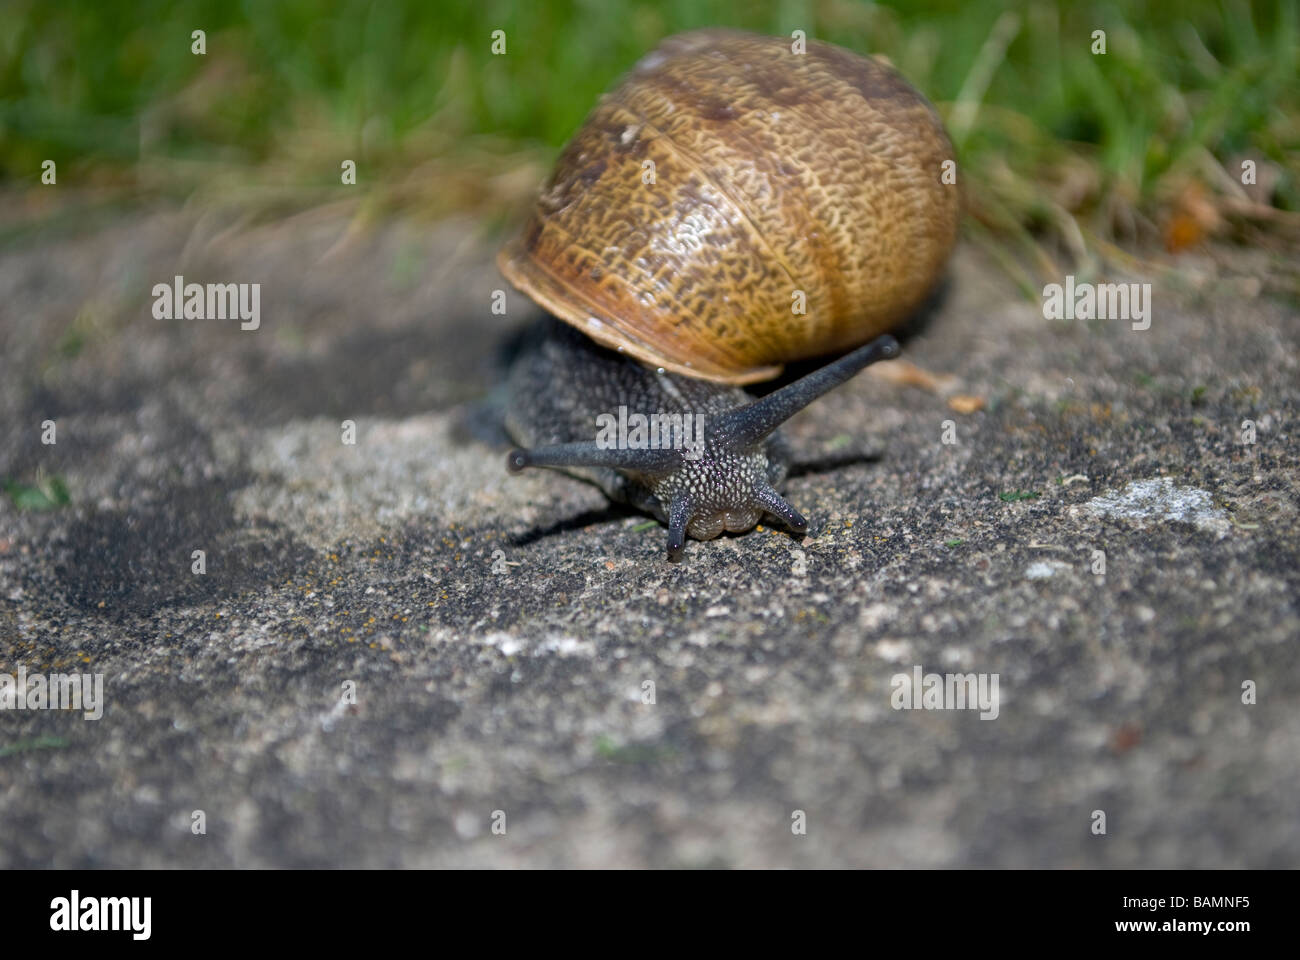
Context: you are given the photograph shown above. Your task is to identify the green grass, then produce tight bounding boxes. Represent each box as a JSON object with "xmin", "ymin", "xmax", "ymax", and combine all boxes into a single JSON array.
[
  {"xmin": 2, "ymin": 1, "xmax": 1297, "ymax": 267},
  {"xmin": 999, "ymin": 489, "xmax": 1042, "ymax": 502},
  {"xmin": 3, "ymin": 474, "xmax": 71, "ymax": 511},
  {"xmin": 594, "ymin": 734, "xmax": 673, "ymax": 765},
  {"xmin": 0, "ymin": 736, "xmax": 71, "ymax": 757}
]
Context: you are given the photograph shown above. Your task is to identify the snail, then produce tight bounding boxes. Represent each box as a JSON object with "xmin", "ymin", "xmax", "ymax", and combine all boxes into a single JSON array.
[{"xmin": 499, "ymin": 28, "xmax": 959, "ymax": 560}]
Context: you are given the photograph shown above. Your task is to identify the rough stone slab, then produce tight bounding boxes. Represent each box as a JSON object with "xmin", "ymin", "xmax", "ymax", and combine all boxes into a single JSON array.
[{"xmin": 1, "ymin": 202, "xmax": 1297, "ymax": 867}]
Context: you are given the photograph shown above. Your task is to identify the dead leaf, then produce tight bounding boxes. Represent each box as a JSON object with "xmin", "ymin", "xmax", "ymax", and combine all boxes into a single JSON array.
[
  {"xmin": 869, "ymin": 358, "xmax": 959, "ymax": 394},
  {"xmin": 947, "ymin": 394, "xmax": 986, "ymax": 414}
]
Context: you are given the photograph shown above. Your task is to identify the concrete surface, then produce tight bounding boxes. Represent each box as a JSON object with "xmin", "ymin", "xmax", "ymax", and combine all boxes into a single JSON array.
[{"xmin": 1, "ymin": 197, "xmax": 1297, "ymax": 867}]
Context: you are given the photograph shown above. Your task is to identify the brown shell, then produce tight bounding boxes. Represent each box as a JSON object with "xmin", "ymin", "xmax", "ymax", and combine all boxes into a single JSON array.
[{"xmin": 498, "ymin": 28, "xmax": 959, "ymax": 385}]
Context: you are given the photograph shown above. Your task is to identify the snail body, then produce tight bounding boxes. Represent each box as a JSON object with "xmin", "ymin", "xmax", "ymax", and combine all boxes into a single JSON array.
[{"xmin": 500, "ymin": 29, "xmax": 957, "ymax": 560}]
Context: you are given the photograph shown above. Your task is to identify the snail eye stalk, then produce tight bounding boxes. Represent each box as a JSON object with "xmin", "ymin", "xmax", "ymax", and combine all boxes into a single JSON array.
[
  {"xmin": 506, "ymin": 443, "xmax": 681, "ymax": 476},
  {"xmin": 712, "ymin": 335, "xmax": 900, "ymax": 452}
]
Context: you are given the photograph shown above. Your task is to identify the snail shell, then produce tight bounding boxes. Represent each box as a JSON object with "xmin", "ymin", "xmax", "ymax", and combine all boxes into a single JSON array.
[{"xmin": 497, "ymin": 28, "xmax": 959, "ymax": 385}]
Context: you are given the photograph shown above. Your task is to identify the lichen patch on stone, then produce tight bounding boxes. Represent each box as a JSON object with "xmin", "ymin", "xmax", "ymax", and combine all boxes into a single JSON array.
[{"xmin": 1083, "ymin": 477, "xmax": 1230, "ymax": 536}]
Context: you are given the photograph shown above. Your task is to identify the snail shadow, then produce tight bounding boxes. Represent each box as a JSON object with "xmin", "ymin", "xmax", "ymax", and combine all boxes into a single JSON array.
[
  {"xmin": 506, "ymin": 502, "xmax": 642, "ymax": 548},
  {"xmin": 504, "ymin": 445, "xmax": 880, "ymax": 551},
  {"xmin": 889, "ymin": 270, "xmax": 953, "ymax": 345},
  {"xmin": 508, "ymin": 503, "xmax": 817, "ymax": 556},
  {"xmin": 785, "ymin": 446, "xmax": 884, "ymax": 479}
]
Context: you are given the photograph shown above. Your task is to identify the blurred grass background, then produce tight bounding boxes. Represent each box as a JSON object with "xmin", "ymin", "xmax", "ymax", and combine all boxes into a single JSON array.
[{"xmin": 2, "ymin": 0, "xmax": 1298, "ymax": 283}]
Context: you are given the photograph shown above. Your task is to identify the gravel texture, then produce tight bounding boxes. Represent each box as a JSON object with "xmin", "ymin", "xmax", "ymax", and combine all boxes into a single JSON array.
[{"xmin": 1, "ymin": 200, "xmax": 1297, "ymax": 867}]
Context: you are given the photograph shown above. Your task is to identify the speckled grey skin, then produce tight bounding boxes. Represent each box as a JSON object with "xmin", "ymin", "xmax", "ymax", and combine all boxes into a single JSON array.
[{"xmin": 505, "ymin": 318, "xmax": 899, "ymax": 559}]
